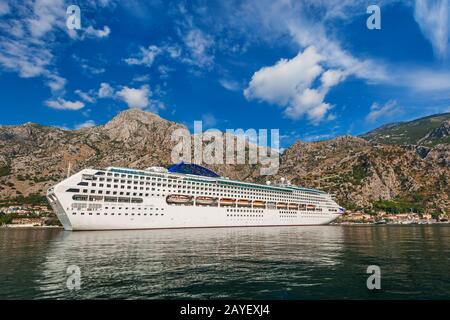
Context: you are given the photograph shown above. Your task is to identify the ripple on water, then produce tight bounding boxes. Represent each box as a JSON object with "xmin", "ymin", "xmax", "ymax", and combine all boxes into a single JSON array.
[{"xmin": 0, "ymin": 225, "xmax": 449, "ymax": 299}]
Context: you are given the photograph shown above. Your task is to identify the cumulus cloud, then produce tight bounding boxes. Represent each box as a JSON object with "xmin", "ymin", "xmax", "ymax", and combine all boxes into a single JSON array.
[
  {"xmin": 365, "ymin": 100, "xmax": 401, "ymax": 123},
  {"xmin": 244, "ymin": 46, "xmax": 345, "ymax": 123},
  {"xmin": 95, "ymin": 82, "xmax": 165, "ymax": 112},
  {"xmin": 245, "ymin": 47, "xmax": 323, "ymax": 104},
  {"xmin": 98, "ymin": 82, "xmax": 114, "ymax": 98},
  {"xmin": 45, "ymin": 98, "xmax": 85, "ymax": 110},
  {"xmin": 116, "ymin": 85, "xmax": 151, "ymax": 109}
]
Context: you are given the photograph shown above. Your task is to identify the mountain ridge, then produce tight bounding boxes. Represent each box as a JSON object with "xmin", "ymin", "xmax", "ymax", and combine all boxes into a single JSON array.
[
  {"xmin": 0, "ymin": 109, "xmax": 449, "ymax": 214},
  {"xmin": 361, "ymin": 112, "xmax": 450, "ymax": 146}
]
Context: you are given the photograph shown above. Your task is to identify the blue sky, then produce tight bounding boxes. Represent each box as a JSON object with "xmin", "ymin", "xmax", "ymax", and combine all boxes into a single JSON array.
[{"xmin": 1, "ymin": 0, "xmax": 450, "ymax": 146}]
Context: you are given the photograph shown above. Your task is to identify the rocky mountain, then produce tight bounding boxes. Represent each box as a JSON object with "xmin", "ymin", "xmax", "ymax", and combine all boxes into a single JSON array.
[
  {"xmin": 0, "ymin": 109, "xmax": 267, "ymax": 200},
  {"xmin": 275, "ymin": 137, "xmax": 449, "ymax": 213},
  {"xmin": 0, "ymin": 109, "xmax": 449, "ymax": 214},
  {"xmin": 361, "ymin": 113, "xmax": 450, "ymax": 146}
]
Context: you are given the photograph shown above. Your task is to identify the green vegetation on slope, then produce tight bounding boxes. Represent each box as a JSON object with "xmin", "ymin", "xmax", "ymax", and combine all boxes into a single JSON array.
[
  {"xmin": 361, "ymin": 113, "xmax": 450, "ymax": 146},
  {"xmin": 0, "ymin": 193, "xmax": 49, "ymax": 207},
  {"xmin": 372, "ymin": 199, "xmax": 425, "ymax": 214},
  {"xmin": 0, "ymin": 166, "xmax": 11, "ymax": 177}
]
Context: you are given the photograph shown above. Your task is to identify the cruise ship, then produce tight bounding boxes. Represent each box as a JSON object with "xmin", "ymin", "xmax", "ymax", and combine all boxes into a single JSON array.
[{"xmin": 47, "ymin": 162, "xmax": 344, "ymax": 231}]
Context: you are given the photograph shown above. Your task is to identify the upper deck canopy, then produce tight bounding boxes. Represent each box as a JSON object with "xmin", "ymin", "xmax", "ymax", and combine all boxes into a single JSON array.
[{"xmin": 168, "ymin": 162, "xmax": 220, "ymax": 178}]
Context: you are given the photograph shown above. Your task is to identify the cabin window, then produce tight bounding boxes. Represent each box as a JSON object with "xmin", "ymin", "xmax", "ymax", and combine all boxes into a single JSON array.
[{"xmin": 72, "ymin": 195, "xmax": 88, "ymax": 201}]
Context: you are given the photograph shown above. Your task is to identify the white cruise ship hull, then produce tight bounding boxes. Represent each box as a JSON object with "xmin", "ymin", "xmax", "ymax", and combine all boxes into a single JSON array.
[
  {"xmin": 47, "ymin": 167, "xmax": 342, "ymax": 231},
  {"xmin": 48, "ymin": 201, "xmax": 340, "ymax": 231}
]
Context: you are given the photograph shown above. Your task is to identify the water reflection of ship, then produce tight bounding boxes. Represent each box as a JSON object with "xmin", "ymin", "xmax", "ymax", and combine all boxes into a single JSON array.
[{"xmin": 38, "ymin": 226, "xmax": 345, "ymax": 298}]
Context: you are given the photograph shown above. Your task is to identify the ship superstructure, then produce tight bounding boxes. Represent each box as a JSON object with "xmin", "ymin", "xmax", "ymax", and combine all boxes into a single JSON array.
[{"xmin": 47, "ymin": 163, "xmax": 344, "ymax": 230}]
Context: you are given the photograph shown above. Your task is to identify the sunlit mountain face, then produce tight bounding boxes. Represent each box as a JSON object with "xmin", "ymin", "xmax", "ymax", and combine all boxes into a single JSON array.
[{"xmin": 1, "ymin": 0, "xmax": 450, "ymax": 147}]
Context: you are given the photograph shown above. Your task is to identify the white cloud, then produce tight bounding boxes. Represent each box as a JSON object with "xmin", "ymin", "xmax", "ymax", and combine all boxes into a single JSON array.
[
  {"xmin": 123, "ymin": 32, "xmax": 213, "ymax": 72},
  {"xmin": 98, "ymin": 82, "xmax": 114, "ymax": 98},
  {"xmin": 27, "ymin": 0, "xmax": 66, "ymax": 38},
  {"xmin": 233, "ymin": 0, "xmax": 450, "ymax": 94},
  {"xmin": 0, "ymin": 37, "xmax": 54, "ymax": 78},
  {"xmin": 245, "ymin": 47, "xmax": 323, "ymax": 105},
  {"xmin": 0, "ymin": 1, "xmax": 10, "ymax": 15},
  {"xmin": 125, "ymin": 45, "xmax": 161, "ymax": 67},
  {"xmin": 302, "ymin": 132, "xmax": 335, "ymax": 142},
  {"xmin": 45, "ymin": 74, "xmax": 67, "ymax": 94},
  {"xmin": 365, "ymin": 100, "xmax": 401, "ymax": 123},
  {"xmin": 0, "ymin": 1, "xmax": 71, "ymax": 98},
  {"xmin": 169, "ymin": 4, "xmax": 215, "ymax": 70},
  {"xmin": 45, "ymin": 98, "xmax": 85, "ymax": 110},
  {"xmin": 116, "ymin": 85, "xmax": 151, "ymax": 109},
  {"xmin": 237, "ymin": 0, "xmax": 450, "ymax": 122},
  {"xmin": 133, "ymin": 74, "xmax": 150, "ymax": 82},
  {"xmin": 75, "ymin": 89, "xmax": 96, "ymax": 103},
  {"xmin": 182, "ymin": 28, "xmax": 215, "ymax": 68},
  {"xmin": 75, "ymin": 120, "xmax": 96, "ymax": 130},
  {"xmin": 95, "ymin": 82, "xmax": 165, "ymax": 112},
  {"xmin": 244, "ymin": 46, "xmax": 344, "ymax": 123},
  {"xmin": 0, "ymin": 0, "xmax": 119, "ymax": 113},
  {"xmin": 395, "ymin": 68, "xmax": 450, "ymax": 91},
  {"xmin": 158, "ymin": 65, "xmax": 174, "ymax": 78},
  {"xmin": 228, "ymin": 0, "xmax": 388, "ymax": 82},
  {"xmin": 166, "ymin": 45, "xmax": 182, "ymax": 59},
  {"xmin": 321, "ymin": 69, "xmax": 345, "ymax": 88},
  {"xmin": 85, "ymin": 25, "xmax": 111, "ymax": 38},
  {"xmin": 414, "ymin": 0, "xmax": 450, "ymax": 60},
  {"xmin": 219, "ymin": 78, "xmax": 241, "ymax": 91}
]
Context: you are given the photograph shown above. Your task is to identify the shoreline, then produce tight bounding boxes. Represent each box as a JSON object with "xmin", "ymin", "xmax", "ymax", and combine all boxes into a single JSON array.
[
  {"xmin": 1, "ymin": 222, "xmax": 449, "ymax": 229},
  {"xmin": 0, "ymin": 224, "xmax": 63, "ymax": 229},
  {"xmin": 332, "ymin": 221, "xmax": 450, "ymax": 226}
]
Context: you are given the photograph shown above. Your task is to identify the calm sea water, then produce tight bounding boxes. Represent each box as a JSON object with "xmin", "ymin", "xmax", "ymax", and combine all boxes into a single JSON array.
[{"xmin": 0, "ymin": 225, "xmax": 449, "ymax": 299}]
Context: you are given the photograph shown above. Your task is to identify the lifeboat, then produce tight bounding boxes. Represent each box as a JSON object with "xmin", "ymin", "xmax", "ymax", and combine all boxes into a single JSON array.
[
  {"xmin": 220, "ymin": 198, "xmax": 236, "ymax": 206},
  {"xmin": 276, "ymin": 202, "xmax": 288, "ymax": 209},
  {"xmin": 196, "ymin": 196, "xmax": 217, "ymax": 206},
  {"xmin": 253, "ymin": 200, "xmax": 266, "ymax": 208},
  {"xmin": 237, "ymin": 199, "xmax": 252, "ymax": 207},
  {"xmin": 288, "ymin": 203, "xmax": 298, "ymax": 210},
  {"xmin": 307, "ymin": 204, "xmax": 316, "ymax": 211},
  {"xmin": 166, "ymin": 194, "xmax": 193, "ymax": 205}
]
